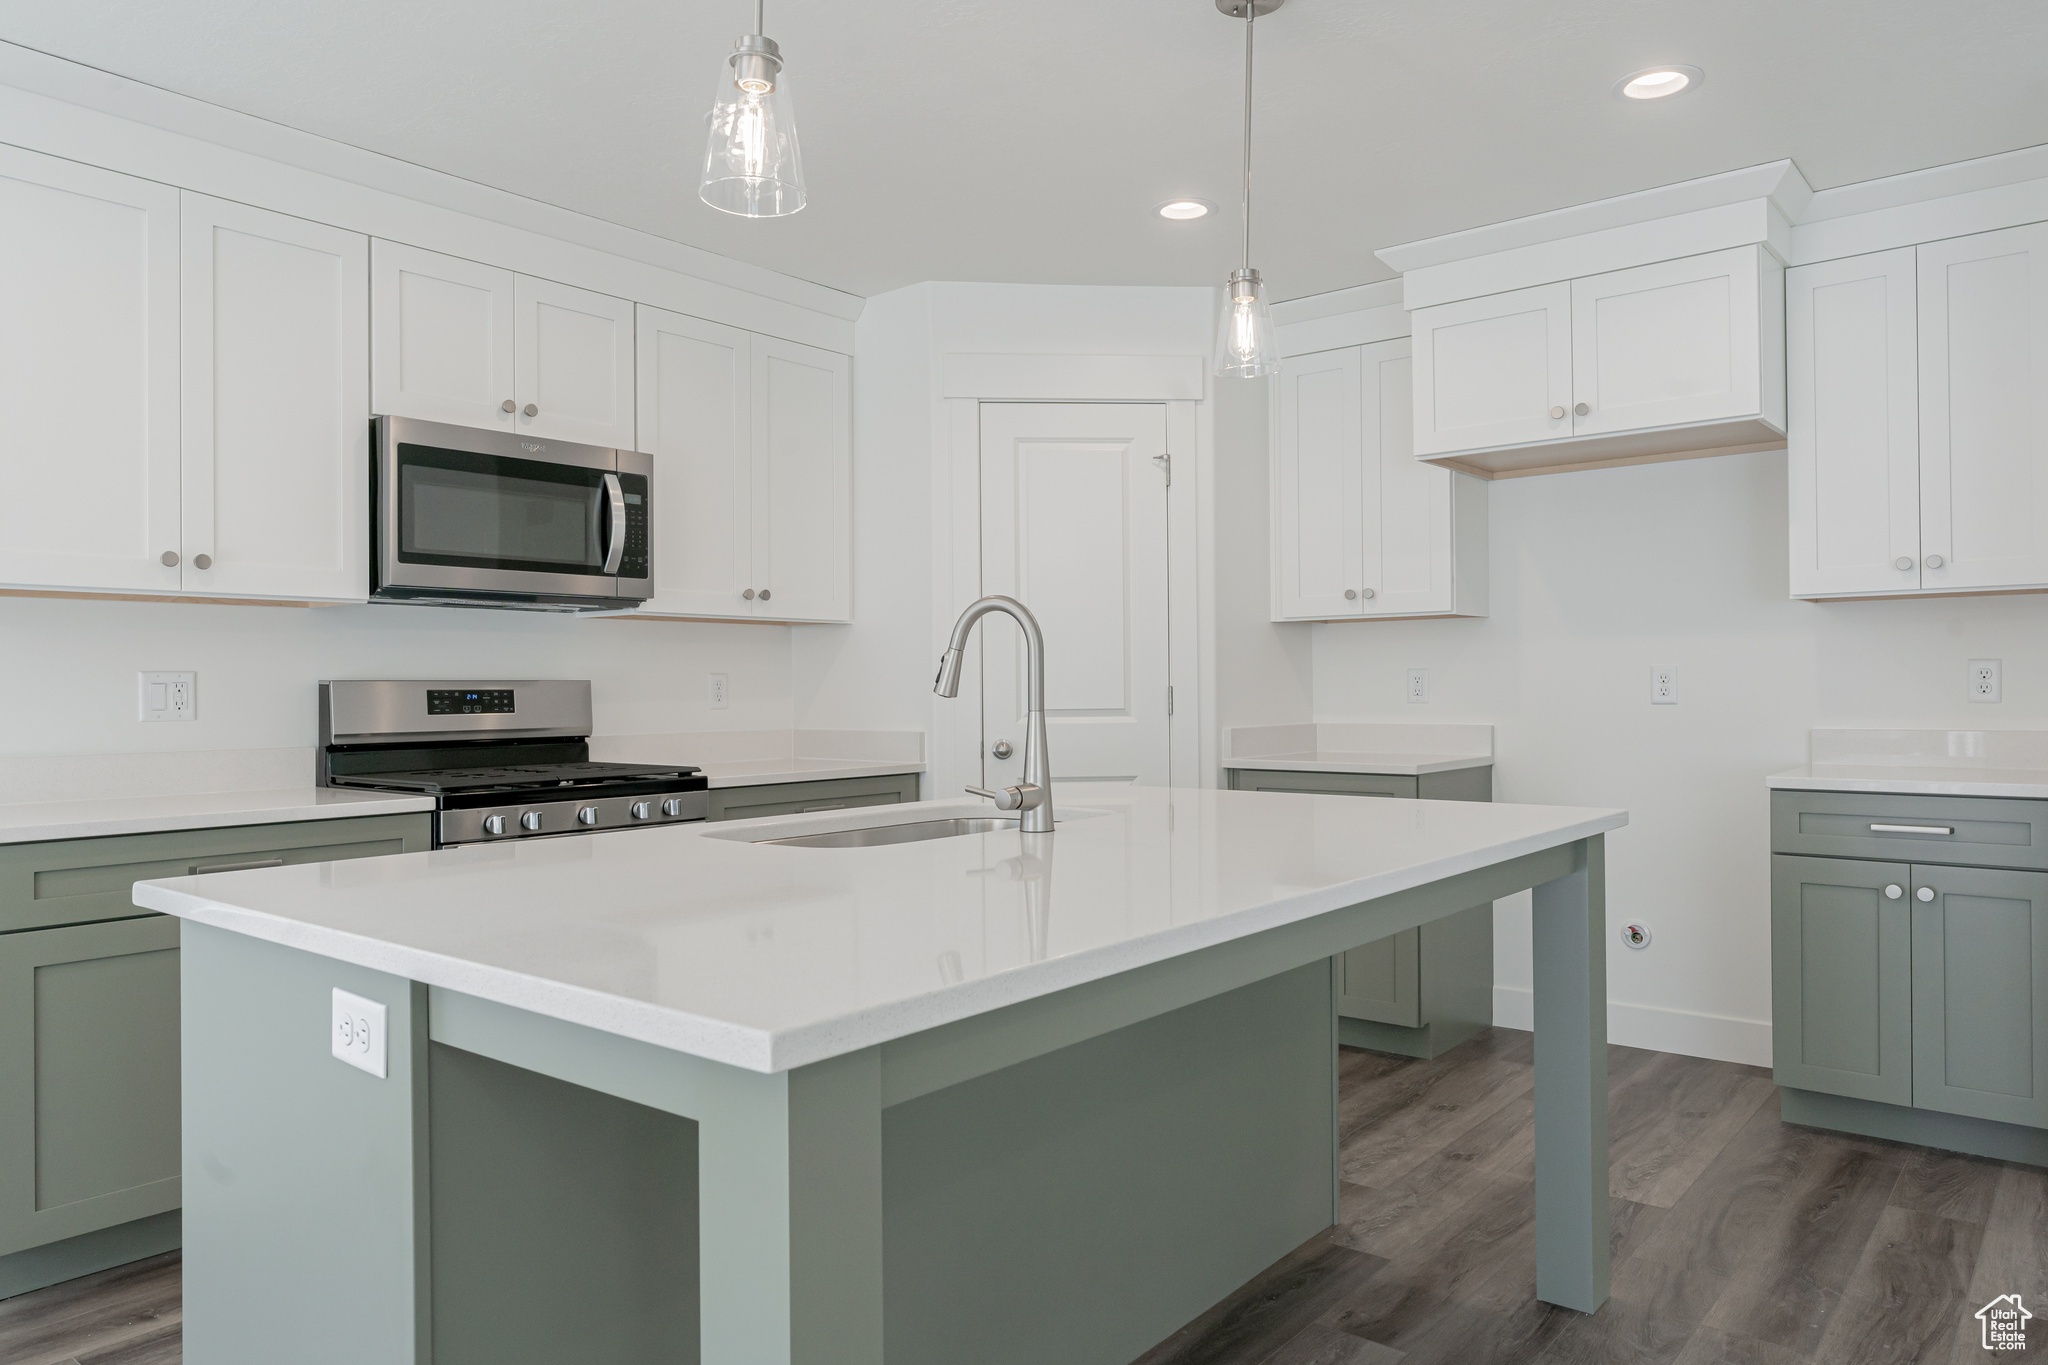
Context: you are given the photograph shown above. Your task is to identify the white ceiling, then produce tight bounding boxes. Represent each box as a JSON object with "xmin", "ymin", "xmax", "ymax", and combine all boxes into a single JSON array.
[{"xmin": 1, "ymin": 0, "xmax": 2044, "ymax": 301}]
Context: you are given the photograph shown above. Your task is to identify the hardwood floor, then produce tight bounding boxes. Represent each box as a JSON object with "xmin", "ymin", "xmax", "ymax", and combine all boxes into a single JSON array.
[{"xmin": 2, "ymin": 1026, "xmax": 2040, "ymax": 1365}]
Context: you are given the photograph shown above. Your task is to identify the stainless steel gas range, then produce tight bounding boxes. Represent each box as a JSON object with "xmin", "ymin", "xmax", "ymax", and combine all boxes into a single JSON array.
[{"xmin": 317, "ymin": 679, "xmax": 708, "ymax": 848}]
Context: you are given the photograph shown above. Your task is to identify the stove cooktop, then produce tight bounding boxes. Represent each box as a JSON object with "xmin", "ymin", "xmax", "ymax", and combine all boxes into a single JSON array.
[{"xmin": 334, "ymin": 761, "xmax": 702, "ymax": 796}]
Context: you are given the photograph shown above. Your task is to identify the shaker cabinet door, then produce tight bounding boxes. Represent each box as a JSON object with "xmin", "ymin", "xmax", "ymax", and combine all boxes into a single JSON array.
[
  {"xmin": 370, "ymin": 240, "xmax": 517, "ymax": 431},
  {"xmin": 1271, "ymin": 345, "xmax": 1364, "ymax": 619},
  {"xmin": 634, "ymin": 306, "xmax": 755, "ymax": 618},
  {"xmin": 1569, "ymin": 246, "xmax": 1769, "ymax": 439},
  {"xmin": 1918, "ymin": 222, "xmax": 2048, "ymax": 593},
  {"xmin": 1771, "ymin": 854, "xmax": 1913, "ymax": 1105},
  {"xmin": 750, "ymin": 336, "xmax": 851, "ymax": 622},
  {"xmin": 0, "ymin": 146, "xmax": 181, "ymax": 595},
  {"xmin": 1363, "ymin": 339, "xmax": 1458, "ymax": 617},
  {"xmin": 1910, "ymin": 864, "xmax": 2048, "ymax": 1128},
  {"xmin": 513, "ymin": 274, "xmax": 635, "ymax": 448},
  {"xmin": 180, "ymin": 194, "xmax": 370, "ymax": 602},
  {"xmin": 1786, "ymin": 248, "xmax": 1921, "ymax": 598},
  {"xmin": 1410, "ymin": 281, "xmax": 1573, "ymax": 457}
]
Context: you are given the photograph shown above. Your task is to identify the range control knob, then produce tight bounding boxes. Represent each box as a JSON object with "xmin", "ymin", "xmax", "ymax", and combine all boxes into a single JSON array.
[
  {"xmin": 577, "ymin": 806, "xmax": 600, "ymax": 826},
  {"xmin": 661, "ymin": 797, "xmax": 686, "ymax": 818},
  {"xmin": 519, "ymin": 811, "xmax": 544, "ymax": 832},
  {"xmin": 482, "ymin": 815, "xmax": 507, "ymax": 836},
  {"xmin": 630, "ymin": 801, "xmax": 653, "ymax": 820}
]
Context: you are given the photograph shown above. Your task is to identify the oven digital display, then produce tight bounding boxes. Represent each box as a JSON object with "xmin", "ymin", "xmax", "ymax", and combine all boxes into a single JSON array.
[{"xmin": 428, "ymin": 689, "xmax": 515, "ymax": 716}]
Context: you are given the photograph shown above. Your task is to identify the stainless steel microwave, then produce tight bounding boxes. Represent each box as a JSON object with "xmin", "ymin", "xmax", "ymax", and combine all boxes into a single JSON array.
[{"xmin": 371, "ymin": 416, "xmax": 652, "ymax": 612}]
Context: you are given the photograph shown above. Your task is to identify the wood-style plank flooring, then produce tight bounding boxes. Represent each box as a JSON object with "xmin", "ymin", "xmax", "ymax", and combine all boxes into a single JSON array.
[{"xmin": 3, "ymin": 1027, "xmax": 2040, "ymax": 1365}]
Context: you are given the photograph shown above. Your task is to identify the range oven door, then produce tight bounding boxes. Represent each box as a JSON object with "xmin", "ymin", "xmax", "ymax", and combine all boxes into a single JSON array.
[{"xmin": 374, "ymin": 415, "xmax": 650, "ymax": 608}]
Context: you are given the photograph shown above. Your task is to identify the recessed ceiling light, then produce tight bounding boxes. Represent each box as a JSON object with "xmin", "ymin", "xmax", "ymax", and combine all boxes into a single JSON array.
[
  {"xmin": 1156, "ymin": 199, "xmax": 1214, "ymax": 220},
  {"xmin": 1615, "ymin": 65, "xmax": 1703, "ymax": 101}
]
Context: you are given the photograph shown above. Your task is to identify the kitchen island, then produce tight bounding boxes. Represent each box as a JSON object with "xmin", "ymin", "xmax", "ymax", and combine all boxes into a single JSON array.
[{"xmin": 135, "ymin": 786, "xmax": 1624, "ymax": 1365}]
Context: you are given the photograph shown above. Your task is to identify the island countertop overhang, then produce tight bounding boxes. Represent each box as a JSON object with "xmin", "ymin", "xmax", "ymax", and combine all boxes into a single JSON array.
[{"xmin": 134, "ymin": 787, "xmax": 1626, "ymax": 1074}]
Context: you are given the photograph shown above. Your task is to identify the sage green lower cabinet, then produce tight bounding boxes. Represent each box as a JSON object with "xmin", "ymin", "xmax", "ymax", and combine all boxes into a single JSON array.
[
  {"xmin": 0, "ymin": 810, "xmax": 431, "ymax": 1298},
  {"xmin": 1770, "ymin": 788, "xmax": 2048, "ymax": 1165},
  {"xmin": 1228, "ymin": 764, "xmax": 1493, "ymax": 1058},
  {"xmin": 705, "ymin": 771, "xmax": 922, "ymax": 823}
]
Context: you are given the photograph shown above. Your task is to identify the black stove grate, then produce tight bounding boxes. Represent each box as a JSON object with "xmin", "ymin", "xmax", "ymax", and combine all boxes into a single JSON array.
[{"xmin": 335, "ymin": 761, "xmax": 701, "ymax": 795}]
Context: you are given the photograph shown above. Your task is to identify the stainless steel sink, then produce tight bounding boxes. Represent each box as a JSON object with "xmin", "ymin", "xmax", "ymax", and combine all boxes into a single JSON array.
[{"xmin": 755, "ymin": 817, "xmax": 1018, "ymax": 848}]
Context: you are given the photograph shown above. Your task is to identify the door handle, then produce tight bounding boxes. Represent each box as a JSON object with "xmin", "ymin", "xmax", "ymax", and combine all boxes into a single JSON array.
[
  {"xmin": 189, "ymin": 857, "xmax": 286, "ymax": 875},
  {"xmin": 601, "ymin": 472, "xmax": 626, "ymax": 575},
  {"xmin": 1869, "ymin": 823, "xmax": 1954, "ymax": 835}
]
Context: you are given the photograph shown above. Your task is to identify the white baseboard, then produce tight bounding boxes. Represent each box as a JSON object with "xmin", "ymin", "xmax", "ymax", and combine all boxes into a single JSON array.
[{"xmin": 1492, "ymin": 987, "xmax": 1771, "ymax": 1068}]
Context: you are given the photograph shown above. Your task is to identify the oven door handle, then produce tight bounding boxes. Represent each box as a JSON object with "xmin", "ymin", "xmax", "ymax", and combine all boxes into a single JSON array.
[{"xmin": 600, "ymin": 472, "xmax": 626, "ymax": 575}]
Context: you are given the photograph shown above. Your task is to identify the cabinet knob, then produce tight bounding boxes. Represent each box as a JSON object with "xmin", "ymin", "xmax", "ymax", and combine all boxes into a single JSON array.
[
  {"xmin": 1926, "ymin": 554, "xmax": 1945, "ymax": 569},
  {"xmin": 1916, "ymin": 886, "xmax": 1936, "ymax": 903},
  {"xmin": 523, "ymin": 403, "xmax": 539, "ymax": 417},
  {"xmin": 501, "ymin": 399, "xmax": 516, "ymax": 414},
  {"xmin": 1549, "ymin": 406, "xmax": 1566, "ymax": 420},
  {"xmin": 160, "ymin": 551, "xmax": 179, "ymax": 567},
  {"xmin": 1344, "ymin": 589, "xmax": 1358, "ymax": 600},
  {"xmin": 1574, "ymin": 402, "xmax": 1590, "ymax": 417},
  {"xmin": 1884, "ymin": 883, "xmax": 1903, "ymax": 899},
  {"xmin": 1361, "ymin": 588, "xmax": 1376, "ymax": 600},
  {"xmin": 991, "ymin": 739, "xmax": 1014, "ymax": 759},
  {"xmin": 193, "ymin": 553, "xmax": 212, "ymax": 571},
  {"xmin": 742, "ymin": 588, "xmax": 755, "ymax": 600},
  {"xmin": 1895, "ymin": 556, "xmax": 1915, "ymax": 571},
  {"xmin": 758, "ymin": 589, "xmax": 771, "ymax": 601}
]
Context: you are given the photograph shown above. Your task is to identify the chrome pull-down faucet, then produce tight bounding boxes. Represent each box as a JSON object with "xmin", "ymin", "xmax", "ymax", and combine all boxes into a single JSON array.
[{"xmin": 933, "ymin": 595, "xmax": 1054, "ymax": 833}]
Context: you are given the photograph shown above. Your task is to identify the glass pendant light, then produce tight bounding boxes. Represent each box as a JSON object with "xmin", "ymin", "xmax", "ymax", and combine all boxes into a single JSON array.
[
  {"xmin": 700, "ymin": 0, "xmax": 807, "ymax": 218},
  {"xmin": 1216, "ymin": 0, "xmax": 1281, "ymax": 378}
]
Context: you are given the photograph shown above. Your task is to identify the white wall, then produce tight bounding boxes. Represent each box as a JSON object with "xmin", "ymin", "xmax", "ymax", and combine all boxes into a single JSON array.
[
  {"xmin": 0, "ymin": 596, "xmax": 791, "ymax": 759},
  {"xmin": 1310, "ymin": 448, "xmax": 2048, "ymax": 1065}
]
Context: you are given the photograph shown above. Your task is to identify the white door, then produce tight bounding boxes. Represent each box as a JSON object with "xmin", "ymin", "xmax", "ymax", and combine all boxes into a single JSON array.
[
  {"xmin": 514, "ymin": 274, "xmax": 635, "ymax": 448},
  {"xmin": 634, "ymin": 306, "xmax": 755, "ymax": 618},
  {"xmin": 369, "ymin": 240, "xmax": 516, "ymax": 429},
  {"xmin": 1271, "ymin": 346, "xmax": 1363, "ymax": 620},
  {"xmin": 0, "ymin": 147, "xmax": 180, "ymax": 594},
  {"xmin": 1786, "ymin": 248, "xmax": 1921, "ymax": 597},
  {"xmin": 1571, "ymin": 246, "xmax": 1764, "ymax": 438},
  {"xmin": 751, "ymin": 336, "xmax": 851, "ymax": 622},
  {"xmin": 1411, "ymin": 281, "xmax": 1573, "ymax": 457},
  {"xmin": 1919, "ymin": 223, "xmax": 2048, "ymax": 592},
  {"xmin": 978, "ymin": 403, "xmax": 1171, "ymax": 789},
  {"xmin": 179, "ymin": 195, "xmax": 369, "ymax": 602},
  {"xmin": 1363, "ymin": 339, "xmax": 1456, "ymax": 616}
]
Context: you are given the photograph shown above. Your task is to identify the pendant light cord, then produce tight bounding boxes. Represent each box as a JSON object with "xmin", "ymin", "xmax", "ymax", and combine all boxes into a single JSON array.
[
  {"xmin": 755, "ymin": 0, "xmax": 765, "ymax": 34},
  {"xmin": 1240, "ymin": 3, "xmax": 1254, "ymax": 273}
]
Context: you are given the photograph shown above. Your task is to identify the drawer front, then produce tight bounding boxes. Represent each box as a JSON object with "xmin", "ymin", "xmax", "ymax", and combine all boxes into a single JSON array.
[
  {"xmin": 1770, "ymin": 790, "xmax": 2048, "ymax": 870},
  {"xmin": 1227, "ymin": 769, "xmax": 1419, "ymax": 799},
  {"xmin": 0, "ymin": 812, "xmax": 433, "ymax": 934},
  {"xmin": 707, "ymin": 773, "xmax": 922, "ymax": 823}
]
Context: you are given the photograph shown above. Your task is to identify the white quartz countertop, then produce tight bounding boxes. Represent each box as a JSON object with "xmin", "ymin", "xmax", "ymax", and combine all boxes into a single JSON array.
[
  {"xmin": 696, "ymin": 757, "xmax": 924, "ymax": 788},
  {"xmin": 1766, "ymin": 765, "xmax": 2048, "ymax": 799},
  {"xmin": 1221, "ymin": 751, "xmax": 1491, "ymax": 775},
  {"xmin": 135, "ymin": 787, "xmax": 1624, "ymax": 1074},
  {"xmin": 0, "ymin": 787, "xmax": 436, "ymax": 846}
]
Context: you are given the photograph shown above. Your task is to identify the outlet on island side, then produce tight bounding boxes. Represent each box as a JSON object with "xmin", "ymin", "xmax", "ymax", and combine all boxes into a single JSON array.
[
  {"xmin": 1970, "ymin": 659, "xmax": 2002, "ymax": 703},
  {"xmin": 331, "ymin": 988, "xmax": 387, "ymax": 1079}
]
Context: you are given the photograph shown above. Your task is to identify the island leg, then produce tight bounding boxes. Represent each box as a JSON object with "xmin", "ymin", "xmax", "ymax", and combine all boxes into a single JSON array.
[
  {"xmin": 698, "ymin": 1046, "xmax": 884, "ymax": 1365},
  {"xmin": 1530, "ymin": 833, "xmax": 1609, "ymax": 1313}
]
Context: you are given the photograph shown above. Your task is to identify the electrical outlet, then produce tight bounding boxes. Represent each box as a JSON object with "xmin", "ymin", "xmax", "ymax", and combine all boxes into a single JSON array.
[
  {"xmin": 1651, "ymin": 665, "xmax": 1678, "ymax": 705},
  {"xmin": 138, "ymin": 671, "xmax": 196, "ymax": 722},
  {"xmin": 708, "ymin": 672, "xmax": 730, "ymax": 710},
  {"xmin": 1406, "ymin": 669, "xmax": 1429, "ymax": 704},
  {"xmin": 1970, "ymin": 659, "xmax": 2002, "ymax": 703},
  {"xmin": 331, "ymin": 988, "xmax": 387, "ymax": 1079}
]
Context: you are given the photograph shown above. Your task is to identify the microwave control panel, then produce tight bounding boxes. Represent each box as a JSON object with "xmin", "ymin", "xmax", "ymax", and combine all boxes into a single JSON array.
[{"xmin": 619, "ymin": 473, "xmax": 650, "ymax": 581}]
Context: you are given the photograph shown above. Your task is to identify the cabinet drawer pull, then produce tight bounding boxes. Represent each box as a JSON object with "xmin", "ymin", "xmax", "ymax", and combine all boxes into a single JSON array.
[
  {"xmin": 1868, "ymin": 823, "xmax": 1953, "ymax": 835},
  {"xmin": 189, "ymin": 857, "xmax": 286, "ymax": 875},
  {"xmin": 799, "ymin": 804, "xmax": 850, "ymax": 813}
]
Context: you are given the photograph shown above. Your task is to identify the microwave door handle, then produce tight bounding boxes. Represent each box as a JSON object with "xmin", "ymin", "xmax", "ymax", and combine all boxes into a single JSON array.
[{"xmin": 601, "ymin": 472, "xmax": 626, "ymax": 575}]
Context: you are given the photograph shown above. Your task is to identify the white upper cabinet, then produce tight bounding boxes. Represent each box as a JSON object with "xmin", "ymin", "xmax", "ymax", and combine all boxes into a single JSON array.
[
  {"xmin": 1409, "ymin": 246, "xmax": 1786, "ymax": 477},
  {"xmin": 514, "ymin": 274, "xmax": 635, "ymax": 448},
  {"xmin": 1411, "ymin": 282, "xmax": 1572, "ymax": 458},
  {"xmin": 1786, "ymin": 248, "xmax": 1921, "ymax": 598},
  {"xmin": 370, "ymin": 241, "xmax": 515, "ymax": 432},
  {"xmin": 0, "ymin": 147, "xmax": 181, "ymax": 595},
  {"xmin": 751, "ymin": 337, "xmax": 852, "ymax": 623},
  {"xmin": 635, "ymin": 306, "xmax": 754, "ymax": 617},
  {"xmin": 1918, "ymin": 223, "xmax": 2048, "ymax": 593},
  {"xmin": 1273, "ymin": 338, "xmax": 1485, "ymax": 623},
  {"xmin": 180, "ymin": 195, "xmax": 370, "ymax": 603},
  {"xmin": 1273, "ymin": 346, "xmax": 1364, "ymax": 618},
  {"xmin": 372, "ymin": 241, "xmax": 633, "ymax": 448}
]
